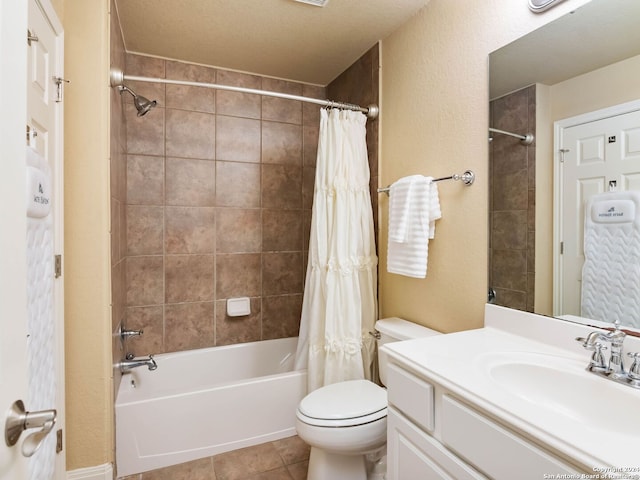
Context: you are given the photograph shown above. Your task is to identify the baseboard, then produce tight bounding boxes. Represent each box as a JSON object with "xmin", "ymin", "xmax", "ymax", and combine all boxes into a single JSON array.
[{"xmin": 67, "ymin": 463, "xmax": 113, "ymax": 480}]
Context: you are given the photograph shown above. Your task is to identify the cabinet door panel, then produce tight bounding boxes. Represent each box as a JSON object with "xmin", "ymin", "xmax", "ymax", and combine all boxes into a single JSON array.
[
  {"xmin": 441, "ymin": 395, "xmax": 582, "ymax": 480},
  {"xmin": 388, "ymin": 407, "xmax": 487, "ymax": 480},
  {"xmin": 387, "ymin": 362, "xmax": 435, "ymax": 432}
]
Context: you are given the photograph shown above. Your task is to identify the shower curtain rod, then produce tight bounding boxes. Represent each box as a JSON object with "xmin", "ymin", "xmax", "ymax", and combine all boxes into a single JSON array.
[
  {"xmin": 489, "ymin": 127, "xmax": 534, "ymax": 145},
  {"xmin": 110, "ymin": 68, "xmax": 379, "ymax": 119}
]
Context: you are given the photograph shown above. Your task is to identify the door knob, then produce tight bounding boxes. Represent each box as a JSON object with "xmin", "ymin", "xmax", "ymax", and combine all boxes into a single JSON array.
[{"xmin": 5, "ymin": 400, "xmax": 57, "ymax": 457}]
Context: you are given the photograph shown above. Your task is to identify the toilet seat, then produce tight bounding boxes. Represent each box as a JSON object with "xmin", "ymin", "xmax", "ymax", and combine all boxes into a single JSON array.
[{"xmin": 297, "ymin": 379, "xmax": 387, "ymax": 427}]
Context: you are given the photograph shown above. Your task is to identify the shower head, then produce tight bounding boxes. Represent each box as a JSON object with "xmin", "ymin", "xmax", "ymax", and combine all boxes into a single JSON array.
[{"xmin": 118, "ymin": 85, "xmax": 157, "ymax": 117}]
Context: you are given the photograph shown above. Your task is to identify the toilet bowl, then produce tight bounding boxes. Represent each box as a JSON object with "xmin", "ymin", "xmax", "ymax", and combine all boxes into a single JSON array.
[{"xmin": 296, "ymin": 318, "xmax": 441, "ymax": 480}]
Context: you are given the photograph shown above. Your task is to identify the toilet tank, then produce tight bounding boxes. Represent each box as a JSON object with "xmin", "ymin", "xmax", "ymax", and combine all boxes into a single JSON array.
[{"xmin": 375, "ymin": 317, "xmax": 441, "ymax": 386}]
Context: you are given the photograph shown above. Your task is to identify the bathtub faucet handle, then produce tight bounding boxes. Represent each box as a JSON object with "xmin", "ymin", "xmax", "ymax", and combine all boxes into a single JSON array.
[{"xmin": 120, "ymin": 326, "xmax": 144, "ymax": 340}]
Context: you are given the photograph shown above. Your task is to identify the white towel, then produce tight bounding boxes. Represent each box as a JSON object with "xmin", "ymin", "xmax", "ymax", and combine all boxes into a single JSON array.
[
  {"xmin": 581, "ymin": 191, "xmax": 640, "ymax": 328},
  {"xmin": 387, "ymin": 175, "xmax": 441, "ymax": 278}
]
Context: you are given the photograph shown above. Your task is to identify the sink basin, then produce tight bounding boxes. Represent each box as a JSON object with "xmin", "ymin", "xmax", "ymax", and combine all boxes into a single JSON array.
[{"xmin": 480, "ymin": 352, "xmax": 640, "ymax": 435}]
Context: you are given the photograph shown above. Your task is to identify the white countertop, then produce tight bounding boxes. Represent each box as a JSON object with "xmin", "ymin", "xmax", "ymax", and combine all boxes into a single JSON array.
[{"xmin": 382, "ymin": 305, "xmax": 640, "ymax": 474}]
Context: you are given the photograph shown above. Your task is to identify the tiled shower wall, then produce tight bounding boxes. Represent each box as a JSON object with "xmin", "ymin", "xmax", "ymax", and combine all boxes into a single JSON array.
[
  {"xmin": 120, "ymin": 53, "xmax": 323, "ymax": 355},
  {"xmin": 114, "ymin": 41, "xmax": 379, "ymax": 357},
  {"xmin": 489, "ymin": 85, "xmax": 536, "ymax": 311},
  {"xmin": 328, "ymin": 44, "xmax": 380, "ymax": 237}
]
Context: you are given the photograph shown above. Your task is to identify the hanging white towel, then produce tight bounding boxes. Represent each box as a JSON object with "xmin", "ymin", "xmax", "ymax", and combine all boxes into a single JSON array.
[
  {"xmin": 581, "ymin": 190, "xmax": 640, "ymax": 328},
  {"xmin": 387, "ymin": 175, "xmax": 441, "ymax": 278}
]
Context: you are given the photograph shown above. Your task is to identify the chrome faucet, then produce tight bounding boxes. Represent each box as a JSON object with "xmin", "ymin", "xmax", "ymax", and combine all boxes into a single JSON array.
[
  {"xmin": 118, "ymin": 354, "xmax": 157, "ymax": 373},
  {"xmin": 578, "ymin": 322, "xmax": 626, "ymax": 374},
  {"xmin": 576, "ymin": 321, "xmax": 639, "ymax": 390}
]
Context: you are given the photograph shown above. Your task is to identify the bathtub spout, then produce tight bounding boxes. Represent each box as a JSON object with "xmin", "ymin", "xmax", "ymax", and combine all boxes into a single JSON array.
[{"xmin": 119, "ymin": 354, "xmax": 157, "ymax": 373}]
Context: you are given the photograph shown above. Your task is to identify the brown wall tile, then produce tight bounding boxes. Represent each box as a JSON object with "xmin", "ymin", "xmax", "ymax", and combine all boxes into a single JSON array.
[
  {"xmin": 302, "ymin": 125, "xmax": 319, "ymax": 167},
  {"xmin": 216, "ymin": 208, "xmax": 261, "ymax": 253},
  {"xmin": 126, "ymin": 256, "xmax": 164, "ymax": 306},
  {"xmin": 165, "ymin": 157, "xmax": 215, "ymax": 207},
  {"xmin": 262, "ymin": 164, "xmax": 302, "ymax": 209},
  {"xmin": 216, "ymin": 253, "xmax": 261, "ymax": 299},
  {"xmin": 263, "ymin": 252, "xmax": 303, "ymax": 296},
  {"xmin": 216, "ymin": 161, "xmax": 261, "ymax": 208},
  {"xmin": 166, "ymin": 109, "xmax": 215, "ymax": 160},
  {"xmin": 262, "ymin": 121, "xmax": 302, "ymax": 165},
  {"xmin": 127, "ymin": 155, "xmax": 164, "ymax": 205},
  {"xmin": 216, "ymin": 115, "xmax": 261, "ymax": 163},
  {"xmin": 165, "ymin": 254, "xmax": 215, "ymax": 303},
  {"xmin": 262, "ymin": 294, "xmax": 303, "ymax": 340},
  {"xmin": 165, "ymin": 207, "xmax": 216, "ymax": 254},
  {"xmin": 126, "ymin": 205, "xmax": 164, "ymax": 255},
  {"xmin": 164, "ymin": 302, "xmax": 215, "ymax": 351},
  {"xmin": 262, "ymin": 210, "xmax": 302, "ymax": 252}
]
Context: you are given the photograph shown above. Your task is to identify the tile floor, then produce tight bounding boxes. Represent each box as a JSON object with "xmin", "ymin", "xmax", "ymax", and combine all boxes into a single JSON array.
[{"xmin": 118, "ymin": 435, "xmax": 310, "ymax": 480}]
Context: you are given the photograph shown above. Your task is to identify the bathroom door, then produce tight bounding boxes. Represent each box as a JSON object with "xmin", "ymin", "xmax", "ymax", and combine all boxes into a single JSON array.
[
  {"xmin": 25, "ymin": 0, "xmax": 66, "ymax": 478},
  {"xmin": 0, "ymin": 1, "xmax": 31, "ymax": 478},
  {"xmin": 555, "ymin": 102, "xmax": 640, "ymax": 317},
  {"xmin": 0, "ymin": 0, "xmax": 64, "ymax": 478}
]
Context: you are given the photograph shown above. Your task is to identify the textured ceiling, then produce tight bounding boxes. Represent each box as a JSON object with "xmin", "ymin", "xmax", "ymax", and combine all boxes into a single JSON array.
[{"xmin": 114, "ymin": 0, "xmax": 430, "ymax": 85}]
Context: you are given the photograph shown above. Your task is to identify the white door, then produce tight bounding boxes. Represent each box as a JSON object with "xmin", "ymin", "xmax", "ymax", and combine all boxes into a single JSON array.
[
  {"xmin": 1, "ymin": 1, "xmax": 32, "ymax": 479},
  {"xmin": 0, "ymin": 0, "xmax": 64, "ymax": 479},
  {"xmin": 555, "ymin": 103, "xmax": 640, "ymax": 317},
  {"xmin": 26, "ymin": 0, "xmax": 65, "ymax": 479}
]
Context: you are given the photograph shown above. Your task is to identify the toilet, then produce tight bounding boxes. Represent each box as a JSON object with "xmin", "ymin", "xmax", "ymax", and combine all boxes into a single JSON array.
[{"xmin": 295, "ymin": 317, "xmax": 441, "ymax": 480}]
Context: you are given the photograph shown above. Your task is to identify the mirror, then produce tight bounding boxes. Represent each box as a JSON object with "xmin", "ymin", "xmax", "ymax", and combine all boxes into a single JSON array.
[{"xmin": 488, "ymin": 0, "xmax": 640, "ymax": 332}]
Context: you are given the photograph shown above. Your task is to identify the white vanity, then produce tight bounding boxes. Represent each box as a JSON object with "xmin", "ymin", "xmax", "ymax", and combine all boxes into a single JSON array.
[{"xmin": 382, "ymin": 305, "xmax": 640, "ymax": 480}]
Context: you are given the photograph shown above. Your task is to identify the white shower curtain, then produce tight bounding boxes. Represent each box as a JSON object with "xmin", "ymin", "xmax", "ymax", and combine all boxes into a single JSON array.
[{"xmin": 294, "ymin": 108, "xmax": 378, "ymax": 392}]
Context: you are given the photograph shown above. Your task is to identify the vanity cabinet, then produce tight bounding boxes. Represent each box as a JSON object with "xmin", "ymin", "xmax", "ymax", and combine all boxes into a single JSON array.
[{"xmin": 386, "ymin": 360, "xmax": 585, "ymax": 480}]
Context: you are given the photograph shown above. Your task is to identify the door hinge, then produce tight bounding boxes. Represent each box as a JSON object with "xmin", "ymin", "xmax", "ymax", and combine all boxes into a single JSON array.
[
  {"xmin": 560, "ymin": 241, "xmax": 564, "ymax": 255},
  {"xmin": 559, "ymin": 148, "xmax": 570, "ymax": 163},
  {"xmin": 27, "ymin": 29, "xmax": 39, "ymax": 46},
  {"xmin": 56, "ymin": 429, "xmax": 63, "ymax": 453},
  {"xmin": 26, "ymin": 125, "xmax": 38, "ymax": 146},
  {"xmin": 54, "ymin": 254, "xmax": 62, "ymax": 278},
  {"xmin": 53, "ymin": 77, "xmax": 70, "ymax": 103}
]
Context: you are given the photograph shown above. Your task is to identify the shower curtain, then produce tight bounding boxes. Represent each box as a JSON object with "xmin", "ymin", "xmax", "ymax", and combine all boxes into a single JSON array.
[{"xmin": 294, "ymin": 108, "xmax": 378, "ymax": 392}]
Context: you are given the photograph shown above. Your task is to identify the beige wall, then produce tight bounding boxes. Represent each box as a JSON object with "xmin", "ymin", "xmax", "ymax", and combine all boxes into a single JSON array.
[
  {"xmin": 378, "ymin": 0, "xmax": 588, "ymax": 332},
  {"xmin": 550, "ymin": 54, "xmax": 640, "ymax": 122},
  {"xmin": 63, "ymin": 0, "xmax": 113, "ymax": 470}
]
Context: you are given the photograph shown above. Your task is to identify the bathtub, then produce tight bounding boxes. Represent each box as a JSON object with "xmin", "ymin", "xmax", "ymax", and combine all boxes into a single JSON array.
[{"xmin": 115, "ymin": 337, "xmax": 307, "ymax": 477}]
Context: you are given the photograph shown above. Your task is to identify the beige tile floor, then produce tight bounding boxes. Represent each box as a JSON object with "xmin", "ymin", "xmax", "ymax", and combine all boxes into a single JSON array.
[{"xmin": 119, "ymin": 435, "xmax": 310, "ymax": 480}]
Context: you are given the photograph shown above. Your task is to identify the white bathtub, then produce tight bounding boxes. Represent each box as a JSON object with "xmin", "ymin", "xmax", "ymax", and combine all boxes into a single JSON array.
[{"xmin": 115, "ymin": 337, "xmax": 307, "ymax": 477}]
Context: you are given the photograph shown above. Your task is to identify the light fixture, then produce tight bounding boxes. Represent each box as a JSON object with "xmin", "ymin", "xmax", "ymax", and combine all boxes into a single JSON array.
[
  {"xmin": 294, "ymin": 0, "xmax": 329, "ymax": 7},
  {"xmin": 528, "ymin": 0, "xmax": 566, "ymax": 13}
]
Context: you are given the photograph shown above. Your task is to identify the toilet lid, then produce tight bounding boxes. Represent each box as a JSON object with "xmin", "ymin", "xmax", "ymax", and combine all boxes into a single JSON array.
[{"xmin": 297, "ymin": 379, "xmax": 387, "ymax": 427}]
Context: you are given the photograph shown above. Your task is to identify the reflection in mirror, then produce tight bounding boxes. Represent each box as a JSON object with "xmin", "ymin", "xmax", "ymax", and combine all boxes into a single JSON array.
[{"xmin": 488, "ymin": 0, "xmax": 640, "ymax": 333}]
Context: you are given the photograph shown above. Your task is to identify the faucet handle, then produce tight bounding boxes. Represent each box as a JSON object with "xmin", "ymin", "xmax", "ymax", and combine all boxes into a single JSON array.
[
  {"xmin": 588, "ymin": 342, "xmax": 608, "ymax": 370},
  {"xmin": 120, "ymin": 326, "xmax": 144, "ymax": 340},
  {"xmin": 627, "ymin": 352, "xmax": 640, "ymax": 380}
]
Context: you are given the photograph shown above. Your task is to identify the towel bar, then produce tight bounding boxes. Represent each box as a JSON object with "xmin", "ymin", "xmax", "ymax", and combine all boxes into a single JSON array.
[{"xmin": 377, "ymin": 170, "xmax": 475, "ymax": 195}]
